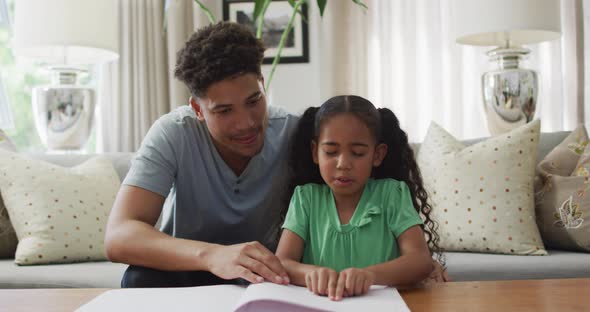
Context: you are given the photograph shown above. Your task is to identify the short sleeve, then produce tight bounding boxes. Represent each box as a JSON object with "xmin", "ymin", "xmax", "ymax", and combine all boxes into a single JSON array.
[
  {"xmin": 123, "ymin": 118, "xmax": 178, "ymax": 197},
  {"xmin": 281, "ymin": 186, "xmax": 310, "ymax": 242},
  {"xmin": 388, "ymin": 181, "xmax": 423, "ymax": 238}
]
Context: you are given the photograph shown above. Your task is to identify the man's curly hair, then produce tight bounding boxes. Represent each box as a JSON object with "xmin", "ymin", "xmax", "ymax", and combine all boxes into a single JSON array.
[{"xmin": 174, "ymin": 22, "xmax": 266, "ymax": 97}]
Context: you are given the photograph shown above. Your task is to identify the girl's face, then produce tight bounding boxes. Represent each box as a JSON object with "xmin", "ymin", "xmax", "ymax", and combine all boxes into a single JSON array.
[{"xmin": 312, "ymin": 113, "xmax": 387, "ymax": 199}]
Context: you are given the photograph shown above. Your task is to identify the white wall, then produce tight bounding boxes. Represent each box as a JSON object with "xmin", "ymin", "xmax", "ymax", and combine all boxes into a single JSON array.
[{"xmin": 262, "ymin": 4, "xmax": 322, "ymax": 115}]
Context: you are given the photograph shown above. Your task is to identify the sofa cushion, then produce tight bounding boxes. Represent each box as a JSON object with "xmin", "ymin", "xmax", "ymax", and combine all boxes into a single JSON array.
[
  {"xmin": 0, "ymin": 129, "xmax": 18, "ymax": 259},
  {"xmin": 27, "ymin": 152, "xmax": 134, "ymax": 183},
  {"xmin": 0, "ymin": 259, "xmax": 127, "ymax": 288},
  {"xmin": 0, "ymin": 151, "xmax": 120, "ymax": 264},
  {"xmin": 535, "ymin": 125, "xmax": 590, "ymax": 252},
  {"xmin": 445, "ymin": 250, "xmax": 590, "ymax": 281},
  {"xmin": 417, "ymin": 120, "xmax": 546, "ymax": 255}
]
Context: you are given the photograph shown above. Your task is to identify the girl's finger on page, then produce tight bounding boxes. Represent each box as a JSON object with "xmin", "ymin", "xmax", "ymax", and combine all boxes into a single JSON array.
[
  {"xmin": 334, "ymin": 274, "xmax": 346, "ymax": 301},
  {"xmin": 318, "ymin": 271, "xmax": 328, "ymax": 295},
  {"xmin": 328, "ymin": 276, "xmax": 337, "ymax": 300},
  {"xmin": 363, "ymin": 277, "xmax": 371, "ymax": 294},
  {"xmin": 305, "ymin": 273, "xmax": 313, "ymax": 292},
  {"xmin": 311, "ymin": 275, "xmax": 320, "ymax": 295},
  {"xmin": 354, "ymin": 278, "xmax": 364, "ymax": 295},
  {"xmin": 345, "ymin": 273, "xmax": 356, "ymax": 296}
]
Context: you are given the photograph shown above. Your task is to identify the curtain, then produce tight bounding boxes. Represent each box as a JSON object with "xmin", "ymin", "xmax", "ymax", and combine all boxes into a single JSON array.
[
  {"xmin": 322, "ymin": 0, "xmax": 585, "ymax": 142},
  {"xmin": 98, "ymin": 0, "xmax": 219, "ymax": 152}
]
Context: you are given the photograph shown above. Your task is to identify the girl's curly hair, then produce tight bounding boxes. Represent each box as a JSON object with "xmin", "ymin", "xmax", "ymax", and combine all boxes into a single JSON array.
[
  {"xmin": 174, "ymin": 22, "xmax": 265, "ymax": 97},
  {"xmin": 278, "ymin": 95, "xmax": 444, "ymax": 265}
]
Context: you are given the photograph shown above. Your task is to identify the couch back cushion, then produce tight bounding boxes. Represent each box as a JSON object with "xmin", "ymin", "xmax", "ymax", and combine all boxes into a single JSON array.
[{"xmin": 28, "ymin": 153, "xmax": 134, "ymax": 182}]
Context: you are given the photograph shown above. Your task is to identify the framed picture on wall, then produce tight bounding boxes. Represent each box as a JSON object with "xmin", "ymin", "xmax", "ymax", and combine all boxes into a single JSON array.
[{"xmin": 223, "ymin": 0, "xmax": 309, "ymax": 64}]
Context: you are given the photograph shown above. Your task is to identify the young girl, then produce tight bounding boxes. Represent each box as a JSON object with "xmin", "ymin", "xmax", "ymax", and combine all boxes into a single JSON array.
[{"xmin": 275, "ymin": 95, "xmax": 442, "ymax": 301}]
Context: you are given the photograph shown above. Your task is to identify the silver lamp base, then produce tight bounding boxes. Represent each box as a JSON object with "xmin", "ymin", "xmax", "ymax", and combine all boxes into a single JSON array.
[
  {"xmin": 482, "ymin": 47, "xmax": 537, "ymax": 135},
  {"xmin": 32, "ymin": 68, "xmax": 95, "ymax": 151}
]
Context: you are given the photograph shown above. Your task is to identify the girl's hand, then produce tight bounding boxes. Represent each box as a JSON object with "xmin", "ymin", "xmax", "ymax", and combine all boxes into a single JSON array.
[
  {"xmin": 304, "ymin": 267, "xmax": 339, "ymax": 298},
  {"xmin": 335, "ymin": 268, "xmax": 375, "ymax": 300}
]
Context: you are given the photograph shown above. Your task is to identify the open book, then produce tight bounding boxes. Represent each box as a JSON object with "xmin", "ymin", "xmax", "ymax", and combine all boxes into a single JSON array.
[{"xmin": 77, "ymin": 282, "xmax": 410, "ymax": 312}]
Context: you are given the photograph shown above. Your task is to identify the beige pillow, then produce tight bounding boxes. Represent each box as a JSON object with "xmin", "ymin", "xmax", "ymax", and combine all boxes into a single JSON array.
[
  {"xmin": 0, "ymin": 150, "xmax": 120, "ymax": 264},
  {"xmin": 535, "ymin": 125, "xmax": 590, "ymax": 252},
  {"xmin": 417, "ymin": 120, "xmax": 546, "ymax": 255},
  {"xmin": 0, "ymin": 129, "xmax": 18, "ymax": 258}
]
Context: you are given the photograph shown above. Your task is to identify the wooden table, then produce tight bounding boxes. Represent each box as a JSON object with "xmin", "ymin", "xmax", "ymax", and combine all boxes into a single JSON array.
[{"xmin": 0, "ymin": 278, "xmax": 588, "ymax": 312}]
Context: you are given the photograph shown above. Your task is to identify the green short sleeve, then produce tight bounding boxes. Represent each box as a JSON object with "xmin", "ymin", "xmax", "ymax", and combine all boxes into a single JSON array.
[
  {"xmin": 388, "ymin": 181, "xmax": 423, "ymax": 238},
  {"xmin": 282, "ymin": 186, "xmax": 309, "ymax": 242}
]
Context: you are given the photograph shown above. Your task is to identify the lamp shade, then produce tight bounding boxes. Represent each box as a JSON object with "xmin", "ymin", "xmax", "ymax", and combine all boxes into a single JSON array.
[
  {"xmin": 453, "ymin": 0, "xmax": 561, "ymax": 47},
  {"xmin": 14, "ymin": 0, "xmax": 119, "ymax": 65}
]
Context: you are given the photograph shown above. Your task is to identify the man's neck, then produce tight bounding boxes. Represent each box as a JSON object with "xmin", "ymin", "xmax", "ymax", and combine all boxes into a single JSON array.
[{"xmin": 211, "ymin": 140, "xmax": 252, "ymax": 176}]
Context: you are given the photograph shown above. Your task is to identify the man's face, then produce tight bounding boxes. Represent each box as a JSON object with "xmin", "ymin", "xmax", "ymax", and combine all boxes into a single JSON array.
[{"xmin": 191, "ymin": 73, "xmax": 268, "ymax": 170}]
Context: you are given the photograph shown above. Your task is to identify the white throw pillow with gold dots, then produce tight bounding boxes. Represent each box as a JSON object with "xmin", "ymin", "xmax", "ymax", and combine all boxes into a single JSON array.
[
  {"xmin": 417, "ymin": 120, "xmax": 546, "ymax": 255},
  {"xmin": 0, "ymin": 150, "xmax": 120, "ymax": 264}
]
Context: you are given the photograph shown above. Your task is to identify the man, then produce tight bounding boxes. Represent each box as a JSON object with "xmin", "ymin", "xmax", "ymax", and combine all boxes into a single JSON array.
[
  {"xmin": 106, "ymin": 22, "xmax": 448, "ymax": 288},
  {"xmin": 105, "ymin": 22, "xmax": 297, "ymax": 287}
]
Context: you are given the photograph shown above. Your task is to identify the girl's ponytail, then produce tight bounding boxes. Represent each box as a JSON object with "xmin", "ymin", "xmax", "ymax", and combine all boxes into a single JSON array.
[
  {"xmin": 274, "ymin": 107, "xmax": 323, "ymax": 245},
  {"xmin": 376, "ymin": 108, "xmax": 444, "ymax": 266}
]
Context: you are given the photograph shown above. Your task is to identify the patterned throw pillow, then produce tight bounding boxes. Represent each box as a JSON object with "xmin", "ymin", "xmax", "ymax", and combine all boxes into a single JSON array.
[
  {"xmin": 417, "ymin": 120, "xmax": 546, "ymax": 255},
  {"xmin": 0, "ymin": 150, "xmax": 120, "ymax": 264},
  {"xmin": 536, "ymin": 125, "xmax": 590, "ymax": 252},
  {"xmin": 0, "ymin": 129, "xmax": 18, "ymax": 258}
]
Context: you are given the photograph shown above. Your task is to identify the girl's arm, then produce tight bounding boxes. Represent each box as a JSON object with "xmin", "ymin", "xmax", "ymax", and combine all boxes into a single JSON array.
[
  {"xmin": 275, "ymin": 229, "xmax": 322, "ymax": 286},
  {"xmin": 365, "ymin": 225, "xmax": 433, "ymax": 286}
]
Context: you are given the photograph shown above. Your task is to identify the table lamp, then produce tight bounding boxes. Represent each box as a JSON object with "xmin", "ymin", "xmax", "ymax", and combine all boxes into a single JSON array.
[
  {"xmin": 13, "ymin": 0, "xmax": 118, "ymax": 150},
  {"xmin": 453, "ymin": 0, "xmax": 561, "ymax": 135}
]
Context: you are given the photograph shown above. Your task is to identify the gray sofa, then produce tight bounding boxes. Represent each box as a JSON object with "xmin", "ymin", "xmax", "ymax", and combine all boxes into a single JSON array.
[{"xmin": 1, "ymin": 132, "xmax": 589, "ymax": 288}]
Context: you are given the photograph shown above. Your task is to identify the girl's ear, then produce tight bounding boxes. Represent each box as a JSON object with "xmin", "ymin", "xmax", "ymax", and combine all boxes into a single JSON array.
[
  {"xmin": 311, "ymin": 140, "xmax": 319, "ymax": 164},
  {"xmin": 373, "ymin": 143, "xmax": 388, "ymax": 167}
]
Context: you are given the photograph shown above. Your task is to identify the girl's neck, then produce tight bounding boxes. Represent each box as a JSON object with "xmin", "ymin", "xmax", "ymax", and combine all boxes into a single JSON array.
[{"xmin": 333, "ymin": 191, "xmax": 363, "ymax": 225}]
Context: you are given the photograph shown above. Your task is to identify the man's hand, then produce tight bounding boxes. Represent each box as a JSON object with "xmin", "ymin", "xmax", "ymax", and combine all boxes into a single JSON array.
[
  {"xmin": 205, "ymin": 241, "xmax": 289, "ymax": 285},
  {"xmin": 334, "ymin": 268, "xmax": 375, "ymax": 300},
  {"xmin": 304, "ymin": 267, "xmax": 339, "ymax": 298}
]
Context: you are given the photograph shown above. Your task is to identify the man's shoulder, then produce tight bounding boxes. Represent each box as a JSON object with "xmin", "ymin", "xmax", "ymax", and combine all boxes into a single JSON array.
[
  {"xmin": 268, "ymin": 105, "xmax": 300, "ymax": 121},
  {"xmin": 157, "ymin": 106, "xmax": 198, "ymax": 126},
  {"xmin": 151, "ymin": 106, "xmax": 203, "ymax": 135}
]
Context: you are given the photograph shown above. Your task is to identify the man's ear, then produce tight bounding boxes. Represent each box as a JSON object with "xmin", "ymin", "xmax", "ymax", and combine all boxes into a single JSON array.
[
  {"xmin": 311, "ymin": 140, "xmax": 319, "ymax": 164},
  {"xmin": 189, "ymin": 96, "xmax": 205, "ymax": 121},
  {"xmin": 373, "ymin": 143, "xmax": 388, "ymax": 167}
]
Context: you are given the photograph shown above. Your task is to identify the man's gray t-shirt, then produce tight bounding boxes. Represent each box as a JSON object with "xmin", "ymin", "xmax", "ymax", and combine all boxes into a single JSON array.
[{"xmin": 123, "ymin": 105, "xmax": 299, "ymax": 248}]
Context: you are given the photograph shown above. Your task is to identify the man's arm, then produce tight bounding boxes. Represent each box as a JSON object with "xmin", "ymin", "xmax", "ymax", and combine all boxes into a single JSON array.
[{"xmin": 105, "ymin": 185, "xmax": 290, "ymax": 284}]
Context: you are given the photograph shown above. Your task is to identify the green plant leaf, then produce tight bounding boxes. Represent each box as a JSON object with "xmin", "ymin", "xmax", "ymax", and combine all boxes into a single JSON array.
[
  {"xmin": 351, "ymin": 0, "xmax": 368, "ymax": 10},
  {"xmin": 287, "ymin": 0, "xmax": 296, "ymax": 7},
  {"xmin": 194, "ymin": 0, "xmax": 217, "ymax": 24},
  {"xmin": 255, "ymin": 0, "xmax": 272, "ymax": 38},
  {"xmin": 317, "ymin": 0, "xmax": 327, "ymax": 17},
  {"xmin": 266, "ymin": 0, "xmax": 305, "ymax": 89},
  {"xmin": 253, "ymin": 0, "xmax": 265, "ymax": 26}
]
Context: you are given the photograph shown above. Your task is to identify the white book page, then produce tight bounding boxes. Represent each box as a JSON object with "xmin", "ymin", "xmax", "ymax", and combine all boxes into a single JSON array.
[
  {"xmin": 76, "ymin": 285, "xmax": 245, "ymax": 312},
  {"xmin": 234, "ymin": 283, "xmax": 410, "ymax": 312}
]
